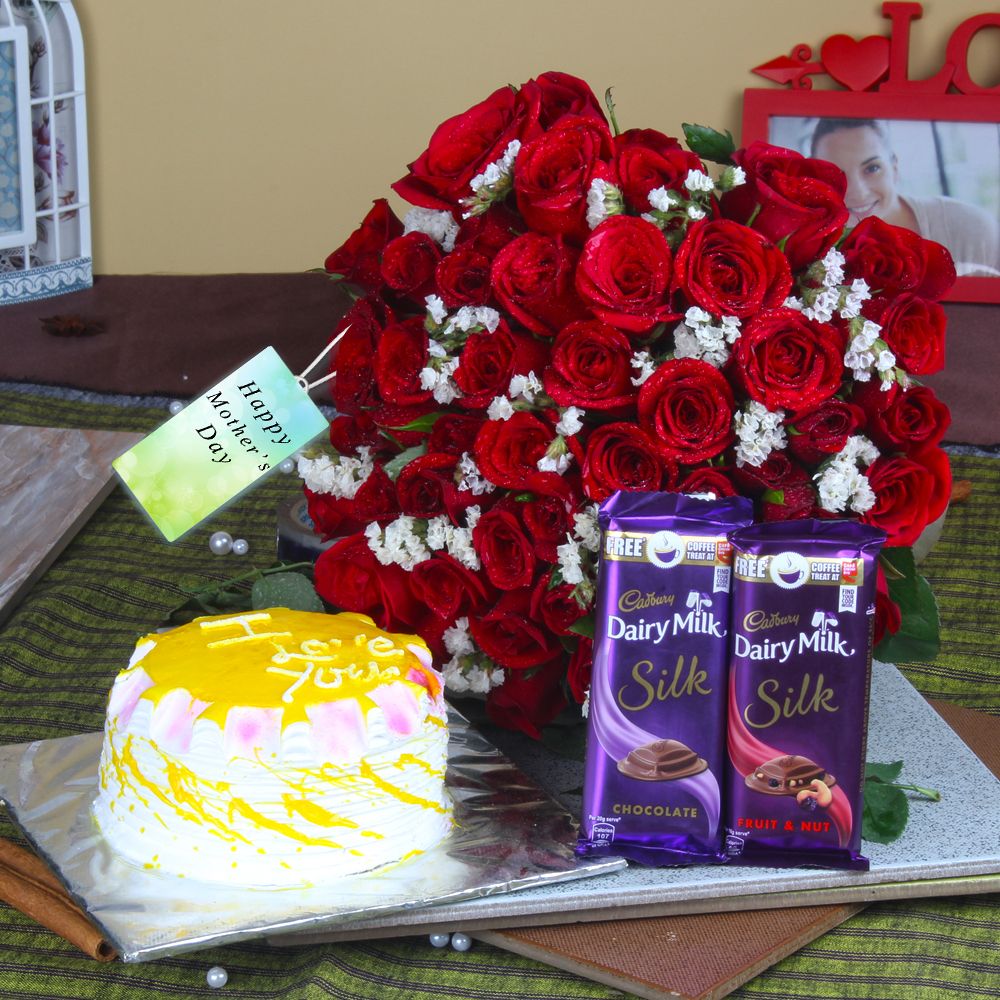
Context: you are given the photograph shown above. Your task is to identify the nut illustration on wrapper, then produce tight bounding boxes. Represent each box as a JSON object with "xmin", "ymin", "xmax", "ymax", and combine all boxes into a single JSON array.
[{"xmin": 745, "ymin": 754, "xmax": 837, "ymax": 799}]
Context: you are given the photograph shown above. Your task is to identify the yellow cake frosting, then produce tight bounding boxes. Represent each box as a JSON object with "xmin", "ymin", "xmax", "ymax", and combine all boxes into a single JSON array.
[{"xmin": 92, "ymin": 608, "xmax": 452, "ymax": 886}]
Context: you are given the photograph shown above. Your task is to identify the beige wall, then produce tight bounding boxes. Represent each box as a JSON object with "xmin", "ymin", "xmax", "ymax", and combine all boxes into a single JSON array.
[{"xmin": 76, "ymin": 0, "xmax": 998, "ymax": 274}]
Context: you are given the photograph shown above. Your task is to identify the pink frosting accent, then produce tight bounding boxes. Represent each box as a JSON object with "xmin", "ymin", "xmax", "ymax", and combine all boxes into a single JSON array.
[
  {"xmin": 406, "ymin": 667, "xmax": 432, "ymax": 693},
  {"xmin": 306, "ymin": 700, "xmax": 368, "ymax": 763},
  {"xmin": 108, "ymin": 668, "xmax": 155, "ymax": 730},
  {"xmin": 370, "ymin": 683, "xmax": 421, "ymax": 737},
  {"xmin": 405, "ymin": 642, "xmax": 433, "ymax": 670},
  {"xmin": 223, "ymin": 707, "xmax": 283, "ymax": 760},
  {"xmin": 149, "ymin": 689, "xmax": 211, "ymax": 754}
]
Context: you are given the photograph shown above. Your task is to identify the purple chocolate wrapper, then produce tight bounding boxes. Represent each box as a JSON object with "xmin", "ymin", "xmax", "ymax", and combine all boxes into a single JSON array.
[
  {"xmin": 725, "ymin": 519, "xmax": 886, "ymax": 871},
  {"xmin": 577, "ymin": 492, "xmax": 754, "ymax": 866}
]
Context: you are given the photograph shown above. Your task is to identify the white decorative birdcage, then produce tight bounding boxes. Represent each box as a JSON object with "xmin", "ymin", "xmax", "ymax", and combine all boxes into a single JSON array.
[{"xmin": 0, "ymin": 0, "xmax": 91, "ymax": 304}]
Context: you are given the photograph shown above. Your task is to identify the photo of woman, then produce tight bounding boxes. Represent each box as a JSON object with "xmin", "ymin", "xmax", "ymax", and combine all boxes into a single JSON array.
[{"xmin": 770, "ymin": 115, "xmax": 1000, "ymax": 278}]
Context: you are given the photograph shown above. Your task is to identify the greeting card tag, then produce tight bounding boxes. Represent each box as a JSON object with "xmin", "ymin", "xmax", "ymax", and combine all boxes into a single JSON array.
[{"xmin": 113, "ymin": 347, "xmax": 328, "ymax": 542}]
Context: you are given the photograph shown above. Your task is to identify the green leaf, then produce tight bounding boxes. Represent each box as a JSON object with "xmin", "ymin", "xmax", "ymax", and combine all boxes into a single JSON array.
[
  {"xmin": 862, "ymin": 780, "xmax": 909, "ymax": 844},
  {"xmin": 567, "ymin": 616, "xmax": 595, "ymax": 640},
  {"xmin": 385, "ymin": 412, "xmax": 443, "ymax": 433},
  {"xmin": 383, "ymin": 443, "xmax": 427, "ymax": 481},
  {"xmin": 874, "ymin": 546, "xmax": 941, "ymax": 663},
  {"xmin": 761, "ymin": 489, "xmax": 785, "ymax": 506},
  {"xmin": 866, "ymin": 760, "xmax": 904, "ymax": 784},
  {"xmin": 603, "ymin": 87, "xmax": 621, "ymax": 137},
  {"xmin": 251, "ymin": 573, "xmax": 324, "ymax": 612},
  {"xmin": 681, "ymin": 123, "xmax": 736, "ymax": 164}
]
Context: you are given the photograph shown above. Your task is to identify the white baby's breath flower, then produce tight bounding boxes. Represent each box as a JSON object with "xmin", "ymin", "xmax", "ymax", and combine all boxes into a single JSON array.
[
  {"xmin": 537, "ymin": 452, "xmax": 573, "ymax": 475},
  {"xmin": 647, "ymin": 186, "xmax": 679, "ymax": 213},
  {"xmin": 487, "ymin": 396, "xmax": 515, "ymax": 421},
  {"xmin": 403, "ymin": 208, "xmax": 459, "ymax": 253},
  {"xmin": 820, "ymin": 247, "xmax": 846, "ymax": 288},
  {"xmin": 839, "ymin": 278, "xmax": 870, "ymax": 320},
  {"xmin": 581, "ymin": 686, "xmax": 591, "ymax": 719},
  {"xmin": 585, "ymin": 178, "xmax": 624, "ymax": 230},
  {"xmin": 556, "ymin": 406, "xmax": 584, "ymax": 437},
  {"xmin": 684, "ymin": 169, "xmax": 715, "ymax": 193},
  {"xmin": 573, "ymin": 504, "xmax": 601, "ymax": 553},
  {"xmin": 733, "ymin": 401, "xmax": 787, "ymax": 468},
  {"xmin": 556, "ymin": 536, "xmax": 585, "ymax": 585},
  {"xmin": 673, "ymin": 311, "xmax": 741, "ymax": 369},
  {"xmin": 814, "ymin": 435, "xmax": 880, "ymax": 514},
  {"xmin": 803, "ymin": 288, "xmax": 840, "ymax": 324},
  {"xmin": 425, "ymin": 294, "xmax": 448, "ymax": 325},
  {"xmin": 686, "ymin": 204, "xmax": 707, "ymax": 221},
  {"xmin": 456, "ymin": 452, "xmax": 495, "ymax": 495},
  {"xmin": 445, "ymin": 305, "xmax": 501, "ymax": 335},
  {"xmin": 783, "ymin": 295, "xmax": 805, "ymax": 311},
  {"xmin": 509, "ymin": 370, "xmax": 544, "ymax": 404},
  {"xmin": 425, "ymin": 515, "xmax": 450, "ymax": 551},
  {"xmin": 630, "ymin": 350, "xmax": 656, "ymax": 386},
  {"xmin": 297, "ymin": 448, "xmax": 374, "ymax": 499}
]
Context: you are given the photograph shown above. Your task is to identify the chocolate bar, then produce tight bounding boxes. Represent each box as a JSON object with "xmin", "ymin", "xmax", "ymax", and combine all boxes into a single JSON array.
[
  {"xmin": 577, "ymin": 491, "xmax": 754, "ymax": 866},
  {"xmin": 725, "ymin": 519, "xmax": 886, "ymax": 870}
]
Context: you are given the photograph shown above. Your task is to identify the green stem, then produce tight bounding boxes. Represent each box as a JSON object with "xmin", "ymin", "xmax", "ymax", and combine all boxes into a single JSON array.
[
  {"xmin": 604, "ymin": 87, "xmax": 621, "ymax": 137},
  {"xmin": 888, "ymin": 781, "xmax": 941, "ymax": 801},
  {"xmin": 184, "ymin": 561, "xmax": 313, "ymax": 597}
]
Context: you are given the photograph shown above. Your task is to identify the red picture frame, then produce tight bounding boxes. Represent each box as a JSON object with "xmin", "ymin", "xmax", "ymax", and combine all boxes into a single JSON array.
[{"xmin": 742, "ymin": 89, "xmax": 1000, "ymax": 304}]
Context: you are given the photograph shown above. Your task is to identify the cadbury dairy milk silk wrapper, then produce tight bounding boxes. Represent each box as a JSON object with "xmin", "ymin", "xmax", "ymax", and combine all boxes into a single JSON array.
[
  {"xmin": 725, "ymin": 519, "xmax": 886, "ymax": 870},
  {"xmin": 577, "ymin": 492, "xmax": 754, "ymax": 865}
]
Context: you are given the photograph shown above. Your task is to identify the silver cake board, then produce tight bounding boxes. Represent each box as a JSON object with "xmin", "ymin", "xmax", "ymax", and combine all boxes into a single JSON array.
[
  {"xmin": 0, "ymin": 711, "xmax": 624, "ymax": 962},
  {"xmin": 271, "ymin": 663, "xmax": 1000, "ymax": 945}
]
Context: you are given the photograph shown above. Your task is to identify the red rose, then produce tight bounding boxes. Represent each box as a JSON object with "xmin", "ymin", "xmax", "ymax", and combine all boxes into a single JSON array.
[
  {"xmin": 874, "ymin": 564, "xmax": 902, "ymax": 648},
  {"xmin": 531, "ymin": 572, "xmax": 587, "ymax": 636},
  {"xmin": 576, "ymin": 216, "xmax": 677, "ymax": 333},
  {"xmin": 373, "ymin": 318, "xmax": 431, "ymax": 406},
  {"xmin": 525, "ymin": 71, "xmax": 606, "ymax": 129},
  {"xmin": 787, "ymin": 399, "xmax": 865, "ymax": 465},
  {"xmin": 379, "ymin": 232, "xmax": 442, "ymax": 300},
  {"xmin": 870, "ymin": 293, "xmax": 946, "ymax": 375},
  {"xmin": 435, "ymin": 244, "xmax": 492, "ymax": 308},
  {"xmin": 473, "ymin": 412, "xmax": 574, "ymax": 500},
  {"xmin": 490, "ymin": 233, "xmax": 589, "ymax": 336},
  {"xmin": 637, "ymin": 358, "xmax": 734, "ymax": 463},
  {"xmin": 733, "ymin": 308, "xmax": 845, "ymax": 414},
  {"xmin": 672, "ymin": 219, "xmax": 792, "ymax": 318},
  {"xmin": 676, "ymin": 466, "xmax": 737, "ymax": 498},
  {"xmin": 473, "ymin": 505, "xmax": 537, "ymax": 590},
  {"xmin": 543, "ymin": 320, "xmax": 637, "ymax": 409},
  {"xmin": 471, "ymin": 589, "xmax": 564, "ymax": 671},
  {"xmin": 841, "ymin": 217, "xmax": 956, "ymax": 301},
  {"xmin": 314, "ymin": 534, "xmax": 421, "ymax": 630},
  {"xmin": 324, "ymin": 199, "xmax": 403, "ymax": 292},
  {"xmin": 521, "ymin": 494, "xmax": 571, "ymax": 562},
  {"xmin": 566, "ymin": 636, "xmax": 593, "ymax": 706},
  {"xmin": 303, "ymin": 463, "xmax": 399, "ymax": 539},
  {"xmin": 731, "ymin": 453, "xmax": 815, "ymax": 522},
  {"xmin": 514, "ymin": 115, "xmax": 614, "ymax": 242},
  {"xmin": 396, "ymin": 452, "xmax": 480, "ymax": 522},
  {"xmin": 454, "ymin": 326, "xmax": 549, "ymax": 410},
  {"xmin": 721, "ymin": 141, "xmax": 849, "ymax": 271},
  {"xmin": 854, "ymin": 380, "xmax": 950, "ymax": 454},
  {"xmin": 410, "ymin": 553, "xmax": 492, "ymax": 621},
  {"xmin": 426, "ymin": 413, "xmax": 486, "ymax": 456},
  {"xmin": 582, "ymin": 423, "xmax": 674, "ymax": 502},
  {"xmin": 486, "ymin": 655, "xmax": 567, "ymax": 739},
  {"xmin": 392, "ymin": 85, "xmax": 540, "ymax": 211},
  {"xmin": 614, "ymin": 129, "xmax": 703, "ymax": 214},
  {"xmin": 328, "ymin": 413, "xmax": 384, "ymax": 455},
  {"xmin": 454, "ymin": 203, "xmax": 521, "ymax": 258},
  {"xmin": 863, "ymin": 447, "xmax": 950, "ymax": 547},
  {"xmin": 331, "ymin": 298, "xmax": 389, "ymax": 415}
]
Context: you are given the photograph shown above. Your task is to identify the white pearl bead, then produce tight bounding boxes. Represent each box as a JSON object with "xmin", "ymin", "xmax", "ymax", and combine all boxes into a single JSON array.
[
  {"xmin": 450, "ymin": 932, "xmax": 472, "ymax": 952},
  {"xmin": 168, "ymin": 400, "xmax": 184, "ymax": 415},
  {"xmin": 209, "ymin": 531, "xmax": 233, "ymax": 555},
  {"xmin": 279, "ymin": 458, "xmax": 296, "ymax": 474},
  {"xmin": 206, "ymin": 965, "xmax": 228, "ymax": 988},
  {"xmin": 231, "ymin": 538, "xmax": 249, "ymax": 557},
  {"xmin": 428, "ymin": 932, "xmax": 450, "ymax": 948}
]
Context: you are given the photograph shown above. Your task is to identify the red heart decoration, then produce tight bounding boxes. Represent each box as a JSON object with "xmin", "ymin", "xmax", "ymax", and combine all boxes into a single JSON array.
[{"xmin": 821, "ymin": 34, "xmax": 890, "ymax": 92}]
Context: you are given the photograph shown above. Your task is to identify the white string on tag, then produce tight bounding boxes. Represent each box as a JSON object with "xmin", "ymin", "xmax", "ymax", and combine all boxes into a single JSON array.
[{"xmin": 296, "ymin": 325, "xmax": 351, "ymax": 392}]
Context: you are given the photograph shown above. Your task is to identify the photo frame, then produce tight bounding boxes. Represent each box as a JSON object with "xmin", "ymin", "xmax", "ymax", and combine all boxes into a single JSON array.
[
  {"xmin": 0, "ymin": 24, "xmax": 36, "ymax": 251},
  {"xmin": 742, "ymin": 90, "xmax": 1000, "ymax": 304}
]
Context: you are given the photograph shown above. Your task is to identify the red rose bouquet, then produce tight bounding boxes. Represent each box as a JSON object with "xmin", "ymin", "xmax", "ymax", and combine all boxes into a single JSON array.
[{"xmin": 302, "ymin": 73, "xmax": 954, "ymax": 738}]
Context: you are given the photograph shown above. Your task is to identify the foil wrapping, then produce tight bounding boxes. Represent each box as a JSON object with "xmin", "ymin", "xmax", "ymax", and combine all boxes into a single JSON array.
[{"xmin": 0, "ymin": 710, "xmax": 624, "ymax": 962}]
